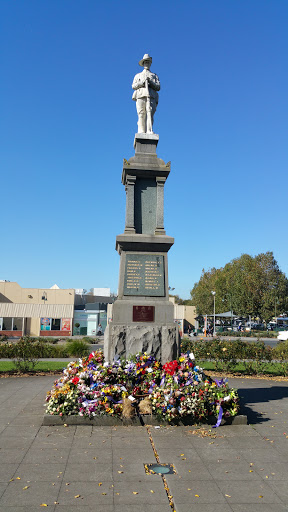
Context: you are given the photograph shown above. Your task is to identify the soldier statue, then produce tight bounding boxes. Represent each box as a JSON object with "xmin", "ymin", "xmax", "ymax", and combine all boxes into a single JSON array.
[{"xmin": 132, "ymin": 53, "xmax": 160, "ymax": 134}]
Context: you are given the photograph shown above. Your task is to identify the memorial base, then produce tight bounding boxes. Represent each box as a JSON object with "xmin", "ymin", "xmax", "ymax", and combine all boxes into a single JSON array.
[{"xmin": 104, "ymin": 321, "xmax": 180, "ymax": 364}]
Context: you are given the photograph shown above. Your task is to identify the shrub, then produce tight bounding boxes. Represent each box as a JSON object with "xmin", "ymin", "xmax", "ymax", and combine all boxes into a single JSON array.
[
  {"xmin": 12, "ymin": 338, "xmax": 42, "ymax": 372},
  {"xmin": 65, "ymin": 340, "xmax": 90, "ymax": 358}
]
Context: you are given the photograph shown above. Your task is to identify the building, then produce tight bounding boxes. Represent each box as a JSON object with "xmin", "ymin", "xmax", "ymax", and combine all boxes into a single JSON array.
[
  {"xmin": 0, "ymin": 282, "xmax": 74, "ymax": 337},
  {"xmin": 73, "ymin": 288, "xmax": 114, "ymax": 336}
]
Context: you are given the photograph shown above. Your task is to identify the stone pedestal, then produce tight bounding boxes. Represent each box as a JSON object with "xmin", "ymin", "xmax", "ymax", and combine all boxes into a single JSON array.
[{"xmin": 104, "ymin": 134, "xmax": 180, "ymax": 364}]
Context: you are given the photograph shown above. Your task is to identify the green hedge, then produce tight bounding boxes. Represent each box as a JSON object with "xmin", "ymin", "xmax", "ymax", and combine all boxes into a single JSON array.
[
  {"xmin": 218, "ymin": 330, "xmax": 277, "ymax": 338},
  {"xmin": 181, "ymin": 338, "xmax": 288, "ymax": 376},
  {"xmin": 0, "ymin": 339, "xmax": 69, "ymax": 359}
]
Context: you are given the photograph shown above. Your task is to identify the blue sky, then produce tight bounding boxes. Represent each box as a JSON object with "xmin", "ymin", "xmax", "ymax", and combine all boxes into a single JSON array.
[{"xmin": 1, "ymin": 1, "xmax": 287, "ymax": 299}]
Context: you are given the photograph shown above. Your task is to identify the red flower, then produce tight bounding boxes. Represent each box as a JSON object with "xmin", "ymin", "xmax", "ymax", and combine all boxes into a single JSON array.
[
  {"xmin": 163, "ymin": 360, "xmax": 178, "ymax": 376},
  {"xmin": 71, "ymin": 377, "xmax": 79, "ymax": 385}
]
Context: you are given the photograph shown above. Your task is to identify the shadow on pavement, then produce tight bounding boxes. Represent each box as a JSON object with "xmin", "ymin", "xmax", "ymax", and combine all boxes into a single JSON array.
[{"xmin": 238, "ymin": 385, "xmax": 288, "ymax": 424}]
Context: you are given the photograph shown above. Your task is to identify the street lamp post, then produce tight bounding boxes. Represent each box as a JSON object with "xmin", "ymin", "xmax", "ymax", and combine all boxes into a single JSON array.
[{"xmin": 211, "ymin": 291, "xmax": 216, "ymax": 336}]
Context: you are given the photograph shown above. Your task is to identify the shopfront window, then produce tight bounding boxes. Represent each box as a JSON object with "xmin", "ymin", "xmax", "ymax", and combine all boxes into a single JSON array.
[
  {"xmin": 51, "ymin": 319, "xmax": 61, "ymax": 330},
  {"xmin": 13, "ymin": 318, "xmax": 22, "ymax": 330},
  {"xmin": 2, "ymin": 318, "xmax": 12, "ymax": 330}
]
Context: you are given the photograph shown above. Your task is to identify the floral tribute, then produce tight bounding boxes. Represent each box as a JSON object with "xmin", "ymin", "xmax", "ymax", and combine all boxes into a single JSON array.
[{"xmin": 45, "ymin": 350, "xmax": 239, "ymax": 424}]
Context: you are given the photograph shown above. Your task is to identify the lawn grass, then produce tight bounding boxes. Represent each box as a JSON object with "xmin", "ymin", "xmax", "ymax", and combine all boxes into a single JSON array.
[
  {"xmin": 200, "ymin": 360, "xmax": 288, "ymax": 376},
  {"xmin": 0, "ymin": 361, "xmax": 67, "ymax": 373}
]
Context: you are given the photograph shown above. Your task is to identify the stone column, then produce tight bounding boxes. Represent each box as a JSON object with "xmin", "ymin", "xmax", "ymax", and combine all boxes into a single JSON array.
[
  {"xmin": 124, "ymin": 176, "xmax": 136, "ymax": 233},
  {"xmin": 155, "ymin": 177, "xmax": 166, "ymax": 235}
]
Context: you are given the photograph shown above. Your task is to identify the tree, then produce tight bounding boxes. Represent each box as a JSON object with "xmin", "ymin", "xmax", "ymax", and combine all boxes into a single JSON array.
[
  {"xmin": 190, "ymin": 252, "xmax": 288, "ymax": 322},
  {"xmin": 169, "ymin": 294, "xmax": 194, "ymax": 305}
]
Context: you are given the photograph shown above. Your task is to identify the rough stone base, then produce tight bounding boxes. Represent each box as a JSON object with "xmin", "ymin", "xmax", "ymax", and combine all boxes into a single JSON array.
[{"xmin": 104, "ymin": 323, "xmax": 180, "ymax": 364}]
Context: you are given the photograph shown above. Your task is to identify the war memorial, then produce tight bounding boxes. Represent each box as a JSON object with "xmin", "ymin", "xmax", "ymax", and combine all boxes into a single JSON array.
[
  {"xmin": 43, "ymin": 55, "xmax": 240, "ymax": 428},
  {"xmin": 104, "ymin": 53, "xmax": 179, "ymax": 364}
]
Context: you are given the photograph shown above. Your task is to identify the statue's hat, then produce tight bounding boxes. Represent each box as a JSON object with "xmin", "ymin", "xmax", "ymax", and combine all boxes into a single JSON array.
[{"xmin": 139, "ymin": 53, "xmax": 152, "ymax": 67}]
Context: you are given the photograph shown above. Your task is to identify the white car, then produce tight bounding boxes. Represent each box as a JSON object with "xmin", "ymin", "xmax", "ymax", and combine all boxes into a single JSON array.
[{"xmin": 277, "ymin": 330, "xmax": 288, "ymax": 341}]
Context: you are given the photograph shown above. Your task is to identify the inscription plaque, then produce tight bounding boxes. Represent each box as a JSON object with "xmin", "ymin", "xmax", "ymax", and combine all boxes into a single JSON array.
[
  {"xmin": 133, "ymin": 305, "xmax": 155, "ymax": 322},
  {"xmin": 124, "ymin": 254, "xmax": 165, "ymax": 296}
]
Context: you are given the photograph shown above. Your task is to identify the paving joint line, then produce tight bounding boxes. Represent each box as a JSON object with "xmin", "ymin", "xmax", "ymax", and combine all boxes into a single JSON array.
[{"xmin": 146, "ymin": 426, "xmax": 176, "ymax": 512}]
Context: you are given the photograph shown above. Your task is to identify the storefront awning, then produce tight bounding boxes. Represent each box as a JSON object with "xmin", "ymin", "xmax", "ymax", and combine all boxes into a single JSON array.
[{"xmin": 0, "ymin": 303, "xmax": 74, "ymax": 318}]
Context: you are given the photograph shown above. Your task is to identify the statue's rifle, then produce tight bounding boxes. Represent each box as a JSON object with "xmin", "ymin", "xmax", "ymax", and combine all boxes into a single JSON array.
[{"xmin": 145, "ymin": 77, "xmax": 153, "ymax": 134}]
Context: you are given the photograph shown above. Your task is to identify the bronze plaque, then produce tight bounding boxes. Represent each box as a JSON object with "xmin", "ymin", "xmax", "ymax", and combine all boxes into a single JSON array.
[
  {"xmin": 133, "ymin": 305, "xmax": 155, "ymax": 322},
  {"xmin": 124, "ymin": 254, "xmax": 165, "ymax": 296}
]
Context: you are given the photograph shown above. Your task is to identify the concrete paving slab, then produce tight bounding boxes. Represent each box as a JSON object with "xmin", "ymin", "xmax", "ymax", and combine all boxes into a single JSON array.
[
  {"xmin": 0, "ymin": 484, "xmax": 8, "ymax": 500},
  {"xmin": 22, "ymin": 448, "xmax": 70, "ymax": 464},
  {"xmin": 63, "ymin": 462, "xmax": 113, "ymax": 482},
  {"xmin": 110, "ymin": 506, "xmax": 171, "ymax": 512},
  {"xmin": 176, "ymin": 505, "xmax": 233, "ymax": 512},
  {"xmin": 216, "ymin": 480, "xmax": 282, "ymax": 504},
  {"xmin": 0, "ymin": 464, "xmax": 19, "ymax": 483},
  {"xmin": 170, "ymin": 480, "xmax": 227, "ymax": 505},
  {"xmin": 206, "ymin": 460, "xmax": 262, "ymax": 481},
  {"xmin": 15, "ymin": 463, "xmax": 66, "ymax": 482},
  {"xmin": 0, "ymin": 449, "xmax": 27, "ymax": 464},
  {"xmin": 112, "ymin": 479, "xmax": 168, "ymax": 504},
  {"xmin": 67, "ymin": 448, "xmax": 113, "ymax": 464},
  {"xmin": 231, "ymin": 505, "xmax": 288, "ymax": 512},
  {"xmin": 165, "ymin": 460, "xmax": 212, "ymax": 481},
  {"xmin": 253, "ymin": 460, "xmax": 288, "ymax": 480},
  {"xmin": 156, "ymin": 446, "xmax": 202, "ymax": 462},
  {"xmin": 112, "ymin": 462, "xmax": 156, "ymax": 481},
  {"xmin": 1, "ymin": 480, "xmax": 61, "ymax": 507},
  {"xmin": 1, "ymin": 425, "xmax": 40, "ymax": 438},
  {"xmin": 57, "ymin": 480, "xmax": 114, "ymax": 506},
  {"xmin": 265, "ymin": 481, "xmax": 288, "ymax": 504},
  {"xmin": 0, "ymin": 436, "xmax": 34, "ymax": 450},
  {"xmin": 52, "ymin": 506, "xmax": 114, "ymax": 512}
]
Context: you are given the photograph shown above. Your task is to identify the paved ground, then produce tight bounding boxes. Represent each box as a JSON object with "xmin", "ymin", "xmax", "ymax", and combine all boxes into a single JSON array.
[{"xmin": 0, "ymin": 375, "xmax": 288, "ymax": 511}]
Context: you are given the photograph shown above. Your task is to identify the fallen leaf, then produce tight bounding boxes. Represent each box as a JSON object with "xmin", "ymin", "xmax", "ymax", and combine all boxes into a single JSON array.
[
  {"xmin": 63, "ymin": 424, "xmax": 68, "ymax": 427},
  {"xmin": 54, "ymin": 502, "xmax": 59, "ymax": 505},
  {"xmin": 225, "ymin": 494, "xmax": 231, "ymax": 498},
  {"xmin": 249, "ymin": 470, "xmax": 253, "ymax": 473},
  {"xmin": 133, "ymin": 492, "xmax": 138, "ymax": 495},
  {"xmin": 102, "ymin": 493, "xmax": 107, "ymax": 495},
  {"xmin": 116, "ymin": 492, "xmax": 120, "ymax": 495},
  {"xmin": 22, "ymin": 486, "xmax": 29, "ymax": 490},
  {"xmin": 180, "ymin": 453, "xmax": 185, "ymax": 456},
  {"xmin": 74, "ymin": 495, "xmax": 81, "ymax": 498},
  {"xmin": 187, "ymin": 488, "xmax": 191, "ymax": 491},
  {"xmin": 150, "ymin": 490, "xmax": 154, "ymax": 493},
  {"xmin": 259, "ymin": 495, "xmax": 263, "ymax": 498},
  {"xmin": 195, "ymin": 494, "xmax": 200, "ymax": 497},
  {"xmin": 40, "ymin": 505, "xmax": 48, "ymax": 507},
  {"xmin": 16, "ymin": 477, "xmax": 21, "ymax": 480},
  {"xmin": 9, "ymin": 479, "xmax": 14, "ymax": 482}
]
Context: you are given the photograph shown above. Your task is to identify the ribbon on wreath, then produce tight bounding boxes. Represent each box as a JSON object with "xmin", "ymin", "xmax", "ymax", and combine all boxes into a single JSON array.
[{"xmin": 212, "ymin": 405, "xmax": 223, "ymax": 428}]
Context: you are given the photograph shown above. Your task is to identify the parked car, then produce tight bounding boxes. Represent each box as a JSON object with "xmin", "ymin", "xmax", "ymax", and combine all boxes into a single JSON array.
[{"xmin": 277, "ymin": 330, "xmax": 288, "ymax": 341}]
